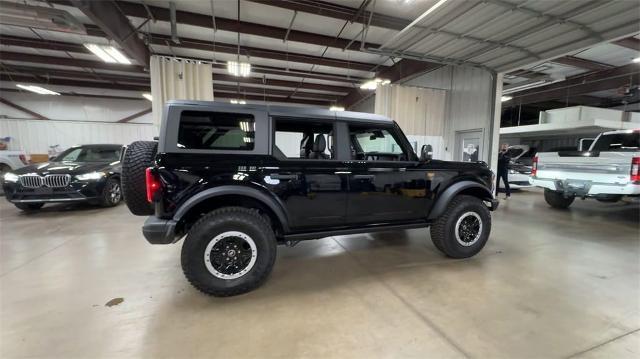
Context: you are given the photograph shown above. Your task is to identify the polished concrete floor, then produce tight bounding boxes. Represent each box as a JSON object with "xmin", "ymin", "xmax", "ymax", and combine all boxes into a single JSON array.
[{"xmin": 1, "ymin": 189, "xmax": 639, "ymax": 358}]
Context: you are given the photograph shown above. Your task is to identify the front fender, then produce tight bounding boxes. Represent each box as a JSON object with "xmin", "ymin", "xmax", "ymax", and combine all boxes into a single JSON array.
[
  {"xmin": 172, "ymin": 185, "xmax": 290, "ymax": 231},
  {"xmin": 427, "ymin": 180, "xmax": 495, "ymax": 220}
]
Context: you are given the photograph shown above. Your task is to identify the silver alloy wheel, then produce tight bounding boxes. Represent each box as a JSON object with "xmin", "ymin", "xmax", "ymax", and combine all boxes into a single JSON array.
[
  {"xmin": 454, "ymin": 211, "xmax": 483, "ymax": 247},
  {"xmin": 204, "ymin": 231, "xmax": 258, "ymax": 279},
  {"xmin": 109, "ymin": 182, "xmax": 121, "ymax": 203}
]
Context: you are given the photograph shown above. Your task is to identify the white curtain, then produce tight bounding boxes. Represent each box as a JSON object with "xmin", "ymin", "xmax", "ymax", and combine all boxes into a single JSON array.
[{"xmin": 150, "ymin": 56, "xmax": 214, "ymax": 127}]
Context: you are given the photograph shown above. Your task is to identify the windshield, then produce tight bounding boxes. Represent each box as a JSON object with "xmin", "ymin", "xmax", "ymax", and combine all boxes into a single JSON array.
[
  {"xmin": 55, "ymin": 147, "xmax": 121, "ymax": 162},
  {"xmin": 591, "ymin": 132, "xmax": 640, "ymax": 152}
]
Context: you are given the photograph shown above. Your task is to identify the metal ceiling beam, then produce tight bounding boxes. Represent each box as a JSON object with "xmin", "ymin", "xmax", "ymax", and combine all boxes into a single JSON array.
[
  {"xmin": 50, "ymin": 0, "xmax": 383, "ymax": 52},
  {"xmin": 613, "ymin": 37, "xmax": 640, "ymax": 51},
  {"xmin": 551, "ymin": 56, "xmax": 613, "ymax": 71},
  {"xmin": 69, "ymin": 0, "xmax": 151, "ymax": 67},
  {"xmin": 0, "ymin": 51, "xmax": 358, "ymax": 91},
  {"xmin": 118, "ymin": 108, "xmax": 152, "ymax": 123},
  {"xmin": 0, "ymin": 96, "xmax": 50, "ymax": 120},
  {"xmin": 0, "ymin": 73, "xmax": 343, "ymax": 102},
  {"xmin": 509, "ymin": 63, "xmax": 640, "ymax": 106}
]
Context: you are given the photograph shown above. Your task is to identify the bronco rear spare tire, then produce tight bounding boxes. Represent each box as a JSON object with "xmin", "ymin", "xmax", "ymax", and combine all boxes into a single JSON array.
[{"xmin": 122, "ymin": 141, "xmax": 157, "ymax": 216}]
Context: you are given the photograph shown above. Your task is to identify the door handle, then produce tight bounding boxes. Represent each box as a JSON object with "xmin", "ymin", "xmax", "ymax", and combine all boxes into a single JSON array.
[
  {"xmin": 271, "ymin": 173, "xmax": 298, "ymax": 180},
  {"xmin": 353, "ymin": 174, "xmax": 375, "ymax": 180}
]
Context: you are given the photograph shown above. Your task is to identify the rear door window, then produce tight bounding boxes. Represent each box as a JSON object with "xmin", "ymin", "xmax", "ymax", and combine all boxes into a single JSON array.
[{"xmin": 177, "ymin": 111, "xmax": 255, "ymax": 150}]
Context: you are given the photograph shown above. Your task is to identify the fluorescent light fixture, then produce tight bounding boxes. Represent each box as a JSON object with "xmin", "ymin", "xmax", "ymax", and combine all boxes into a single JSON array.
[
  {"xmin": 501, "ymin": 96, "xmax": 512, "ymax": 102},
  {"xmin": 360, "ymin": 78, "xmax": 390, "ymax": 90},
  {"xmin": 381, "ymin": 79, "xmax": 391, "ymax": 85},
  {"xmin": 104, "ymin": 46, "xmax": 131, "ymax": 64},
  {"xmin": 329, "ymin": 106, "xmax": 345, "ymax": 111},
  {"xmin": 633, "ymin": 57, "xmax": 640, "ymax": 63},
  {"xmin": 84, "ymin": 43, "xmax": 131, "ymax": 64},
  {"xmin": 16, "ymin": 84, "xmax": 60, "ymax": 95},
  {"xmin": 230, "ymin": 99, "xmax": 246, "ymax": 104},
  {"xmin": 502, "ymin": 79, "xmax": 552, "ymax": 95},
  {"xmin": 142, "ymin": 93, "xmax": 153, "ymax": 101},
  {"xmin": 227, "ymin": 61, "xmax": 251, "ymax": 77}
]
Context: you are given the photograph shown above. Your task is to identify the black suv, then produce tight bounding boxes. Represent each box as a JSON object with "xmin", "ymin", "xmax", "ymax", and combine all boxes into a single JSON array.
[
  {"xmin": 121, "ymin": 101, "xmax": 498, "ymax": 296},
  {"xmin": 3, "ymin": 144, "xmax": 123, "ymax": 211}
]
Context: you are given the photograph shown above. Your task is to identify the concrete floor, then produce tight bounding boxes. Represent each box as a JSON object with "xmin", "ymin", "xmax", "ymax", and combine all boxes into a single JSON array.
[{"xmin": 1, "ymin": 189, "xmax": 639, "ymax": 358}]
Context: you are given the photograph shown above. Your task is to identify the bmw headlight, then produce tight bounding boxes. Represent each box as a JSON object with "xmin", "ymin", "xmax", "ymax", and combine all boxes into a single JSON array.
[
  {"xmin": 3, "ymin": 172, "xmax": 19, "ymax": 183},
  {"xmin": 76, "ymin": 171, "xmax": 106, "ymax": 181}
]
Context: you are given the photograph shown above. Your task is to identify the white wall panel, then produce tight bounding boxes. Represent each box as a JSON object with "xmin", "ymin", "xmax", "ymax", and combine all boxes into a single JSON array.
[{"xmin": 0, "ymin": 118, "xmax": 157, "ymax": 154}]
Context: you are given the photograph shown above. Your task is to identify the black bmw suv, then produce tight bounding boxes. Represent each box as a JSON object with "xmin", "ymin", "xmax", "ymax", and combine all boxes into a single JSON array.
[
  {"xmin": 121, "ymin": 101, "xmax": 498, "ymax": 297},
  {"xmin": 3, "ymin": 144, "xmax": 123, "ymax": 211}
]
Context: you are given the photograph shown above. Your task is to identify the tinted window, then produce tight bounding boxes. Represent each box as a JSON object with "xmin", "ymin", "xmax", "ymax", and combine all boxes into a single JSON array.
[
  {"xmin": 56, "ymin": 147, "xmax": 120, "ymax": 162},
  {"xmin": 178, "ymin": 111, "xmax": 255, "ymax": 150},
  {"xmin": 273, "ymin": 119, "xmax": 333, "ymax": 159},
  {"xmin": 592, "ymin": 132, "xmax": 639, "ymax": 152}
]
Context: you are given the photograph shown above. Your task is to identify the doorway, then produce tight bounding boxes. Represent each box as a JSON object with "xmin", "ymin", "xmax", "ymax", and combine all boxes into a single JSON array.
[{"xmin": 455, "ymin": 129, "xmax": 484, "ymax": 162}]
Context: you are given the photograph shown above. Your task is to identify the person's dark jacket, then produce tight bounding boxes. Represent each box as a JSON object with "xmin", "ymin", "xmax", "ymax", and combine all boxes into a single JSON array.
[{"xmin": 498, "ymin": 151, "xmax": 511, "ymax": 171}]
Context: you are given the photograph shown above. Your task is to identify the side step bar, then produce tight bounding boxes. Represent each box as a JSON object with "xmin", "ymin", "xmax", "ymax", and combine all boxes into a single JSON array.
[{"xmin": 283, "ymin": 221, "xmax": 430, "ymax": 241}]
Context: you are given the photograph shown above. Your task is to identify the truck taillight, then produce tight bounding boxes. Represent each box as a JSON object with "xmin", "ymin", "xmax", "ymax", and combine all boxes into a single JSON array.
[
  {"xmin": 531, "ymin": 156, "xmax": 538, "ymax": 177},
  {"xmin": 19, "ymin": 154, "xmax": 28, "ymax": 165},
  {"xmin": 631, "ymin": 157, "xmax": 640, "ymax": 183},
  {"xmin": 146, "ymin": 168, "xmax": 161, "ymax": 203}
]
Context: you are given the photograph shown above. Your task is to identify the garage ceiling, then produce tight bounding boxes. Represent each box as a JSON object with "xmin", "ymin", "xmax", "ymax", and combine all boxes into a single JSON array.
[{"xmin": 0, "ymin": 0, "xmax": 638, "ymax": 109}]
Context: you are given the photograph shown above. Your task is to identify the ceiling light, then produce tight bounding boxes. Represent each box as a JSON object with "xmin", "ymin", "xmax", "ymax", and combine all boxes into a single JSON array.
[
  {"xmin": 230, "ymin": 99, "xmax": 246, "ymax": 105},
  {"xmin": 502, "ymin": 79, "xmax": 553, "ymax": 95},
  {"xmin": 360, "ymin": 80, "xmax": 378, "ymax": 90},
  {"xmin": 16, "ymin": 84, "xmax": 60, "ymax": 95},
  {"xmin": 633, "ymin": 57, "xmax": 640, "ymax": 63},
  {"xmin": 330, "ymin": 106, "xmax": 345, "ymax": 111},
  {"xmin": 142, "ymin": 93, "xmax": 152, "ymax": 101},
  {"xmin": 227, "ymin": 61, "xmax": 251, "ymax": 77},
  {"xmin": 84, "ymin": 43, "xmax": 131, "ymax": 64},
  {"xmin": 501, "ymin": 96, "xmax": 512, "ymax": 102}
]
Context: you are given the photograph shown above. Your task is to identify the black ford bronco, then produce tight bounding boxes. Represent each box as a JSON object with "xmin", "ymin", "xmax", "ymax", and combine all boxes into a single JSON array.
[{"xmin": 121, "ymin": 101, "xmax": 498, "ymax": 296}]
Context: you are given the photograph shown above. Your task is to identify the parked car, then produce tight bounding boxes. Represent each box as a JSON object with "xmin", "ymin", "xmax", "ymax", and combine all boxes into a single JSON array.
[
  {"xmin": 3, "ymin": 144, "xmax": 123, "ymax": 211},
  {"xmin": 0, "ymin": 149, "xmax": 29, "ymax": 176},
  {"xmin": 121, "ymin": 101, "xmax": 498, "ymax": 297},
  {"xmin": 530, "ymin": 129, "xmax": 640, "ymax": 208},
  {"xmin": 505, "ymin": 145, "xmax": 537, "ymax": 189}
]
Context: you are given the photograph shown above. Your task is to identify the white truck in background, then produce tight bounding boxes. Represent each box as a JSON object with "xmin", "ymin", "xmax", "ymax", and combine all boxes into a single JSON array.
[
  {"xmin": 530, "ymin": 129, "xmax": 640, "ymax": 208},
  {"xmin": 0, "ymin": 150, "xmax": 28, "ymax": 175}
]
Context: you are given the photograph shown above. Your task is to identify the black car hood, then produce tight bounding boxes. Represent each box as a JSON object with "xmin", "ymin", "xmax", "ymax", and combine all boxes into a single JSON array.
[{"xmin": 13, "ymin": 161, "xmax": 115, "ymax": 176}]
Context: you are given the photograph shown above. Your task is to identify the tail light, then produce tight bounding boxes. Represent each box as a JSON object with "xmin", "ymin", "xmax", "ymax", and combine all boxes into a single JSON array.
[
  {"xmin": 531, "ymin": 156, "xmax": 538, "ymax": 177},
  {"xmin": 19, "ymin": 154, "xmax": 28, "ymax": 165},
  {"xmin": 631, "ymin": 157, "xmax": 640, "ymax": 183},
  {"xmin": 145, "ymin": 168, "xmax": 161, "ymax": 203}
]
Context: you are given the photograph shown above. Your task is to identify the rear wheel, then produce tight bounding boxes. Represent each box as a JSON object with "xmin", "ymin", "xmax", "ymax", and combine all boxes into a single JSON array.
[
  {"xmin": 121, "ymin": 141, "xmax": 157, "ymax": 215},
  {"xmin": 14, "ymin": 203, "xmax": 44, "ymax": 211},
  {"xmin": 544, "ymin": 189, "xmax": 574, "ymax": 209},
  {"xmin": 181, "ymin": 207, "xmax": 277, "ymax": 297},
  {"xmin": 430, "ymin": 195, "xmax": 491, "ymax": 258}
]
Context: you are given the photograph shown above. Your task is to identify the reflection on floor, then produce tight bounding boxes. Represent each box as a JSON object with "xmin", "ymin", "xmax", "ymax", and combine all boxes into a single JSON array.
[{"xmin": 1, "ymin": 189, "xmax": 639, "ymax": 358}]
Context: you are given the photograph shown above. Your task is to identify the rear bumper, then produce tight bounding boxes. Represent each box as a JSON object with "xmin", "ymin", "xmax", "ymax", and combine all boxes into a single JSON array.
[
  {"xmin": 142, "ymin": 216, "xmax": 178, "ymax": 244},
  {"xmin": 530, "ymin": 177, "xmax": 640, "ymax": 196}
]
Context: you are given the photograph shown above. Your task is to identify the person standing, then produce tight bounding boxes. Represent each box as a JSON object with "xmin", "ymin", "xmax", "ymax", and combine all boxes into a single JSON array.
[{"xmin": 497, "ymin": 143, "xmax": 511, "ymax": 199}]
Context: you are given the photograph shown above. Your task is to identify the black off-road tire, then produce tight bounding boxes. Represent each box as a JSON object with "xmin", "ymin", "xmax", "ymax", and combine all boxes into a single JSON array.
[
  {"xmin": 121, "ymin": 141, "xmax": 157, "ymax": 215},
  {"xmin": 99, "ymin": 177, "xmax": 122, "ymax": 207},
  {"xmin": 544, "ymin": 189, "xmax": 574, "ymax": 209},
  {"xmin": 15, "ymin": 203, "xmax": 44, "ymax": 211},
  {"xmin": 181, "ymin": 207, "xmax": 277, "ymax": 297},
  {"xmin": 430, "ymin": 195, "xmax": 491, "ymax": 259}
]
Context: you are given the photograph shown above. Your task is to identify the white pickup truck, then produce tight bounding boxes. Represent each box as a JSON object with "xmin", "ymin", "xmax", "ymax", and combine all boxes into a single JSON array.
[{"xmin": 530, "ymin": 129, "xmax": 640, "ymax": 208}]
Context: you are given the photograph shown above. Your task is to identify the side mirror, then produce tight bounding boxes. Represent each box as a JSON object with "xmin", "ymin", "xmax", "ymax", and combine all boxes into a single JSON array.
[{"xmin": 420, "ymin": 144, "xmax": 433, "ymax": 161}]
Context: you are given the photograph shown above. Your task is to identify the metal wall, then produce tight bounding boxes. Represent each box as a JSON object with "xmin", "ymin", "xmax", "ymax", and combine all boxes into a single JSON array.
[
  {"xmin": 0, "ymin": 118, "xmax": 157, "ymax": 154},
  {"xmin": 405, "ymin": 66, "xmax": 496, "ymax": 163}
]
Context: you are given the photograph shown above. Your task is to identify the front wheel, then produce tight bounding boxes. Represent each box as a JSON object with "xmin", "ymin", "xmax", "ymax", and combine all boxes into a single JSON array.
[
  {"xmin": 430, "ymin": 195, "xmax": 491, "ymax": 259},
  {"xmin": 544, "ymin": 189, "xmax": 574, "ymax": 209},
  {"xmin": 100, "ymin": 178, "xmax": 122, "ymax": 207},
  {"xmin": 15, "ymin": 203, "xmax": 44, "ymax": 211},
  {"xmin": 181, "ymin": 207, "xmax": 277, "ymax": 297}
]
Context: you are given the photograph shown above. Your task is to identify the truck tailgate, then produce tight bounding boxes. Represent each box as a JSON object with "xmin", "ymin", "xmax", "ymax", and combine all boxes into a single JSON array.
[{"xmin": 536, "ymin": 152, "xmax": 636, "ymax": 184}]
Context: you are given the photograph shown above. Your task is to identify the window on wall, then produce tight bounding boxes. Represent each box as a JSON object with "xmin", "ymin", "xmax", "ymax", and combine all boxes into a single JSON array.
[
  {"xmin": 177, "ymin": 111, "xmax": 255, "ymax": 150},
  {"xmin": 349, "ymin": 125, "xmax": 408, "ymax": 161},
  {"xmin": 273, "ymin": 119, "xmax": 334, "ymax": 160}
]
